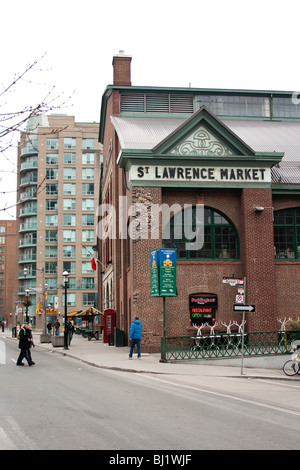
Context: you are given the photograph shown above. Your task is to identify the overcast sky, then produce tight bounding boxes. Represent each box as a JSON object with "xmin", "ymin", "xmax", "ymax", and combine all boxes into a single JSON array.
[{"xmin": 1, "ymin": 0, "xmax": 300, "ymax": 219}]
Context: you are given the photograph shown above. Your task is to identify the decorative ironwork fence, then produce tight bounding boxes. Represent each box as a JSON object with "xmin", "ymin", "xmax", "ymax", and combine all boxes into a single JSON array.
[{"xmin": 160, "ymin": 329, "xmax": 300, "ymax": 362}]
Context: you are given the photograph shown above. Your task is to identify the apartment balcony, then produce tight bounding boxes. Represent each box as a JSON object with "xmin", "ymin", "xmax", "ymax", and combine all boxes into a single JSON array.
[
  {"xmin": 18, "ymin": 284, "xmax": 37, "ymax": 295},
  {"xmin": 18, "ymin": 269, "xmax": 37, "ymax": 279},
  {"xmin": 20, "ymin": 142, "xmax": 38, "ymax": 156},
  {"xmin": 20, "ymin": 175, "xmax": 38, "ymax": 187},
  {"xmin": 19, "ymin": 206, "xmax": 37, "ymax": 217},
  {"xmin": 19, "ymin": 222, "xmax": 37, "ymax": 232},
  {"xmin": 19, "ymin": 253, "xmax": 37, "ymax": 263},
  {"xmin": 20, "ymin": 187, "xmax": 37, "ymax": 201},
  {"xmin": 20, "ymin": 159, "xmax": 38, "ymax": 172},
  {"xmin": 19, "ymin": 237, "xmax": 37, "ymax": 248}
]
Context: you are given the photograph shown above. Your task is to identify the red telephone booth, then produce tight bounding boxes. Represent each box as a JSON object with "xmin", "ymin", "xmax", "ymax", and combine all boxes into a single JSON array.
[{"xmin": 103, "ymin": 309, "xmax": 116, "ymax": 344}]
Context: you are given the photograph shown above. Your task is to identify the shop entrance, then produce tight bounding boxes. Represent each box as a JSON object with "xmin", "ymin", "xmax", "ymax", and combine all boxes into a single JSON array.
[{"xmin": 189, "ymin": 294, "xmax": 218, "ymax": 326}]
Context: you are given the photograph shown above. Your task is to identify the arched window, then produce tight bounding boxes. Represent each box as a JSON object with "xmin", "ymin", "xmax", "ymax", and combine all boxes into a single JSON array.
[
  {"xmin": 163, "ymin": 206, "xmax": 239, "ymax": 260},
  {"xmin": 274, "ymin": 208, "xmax": 300, "ymax": 259}
]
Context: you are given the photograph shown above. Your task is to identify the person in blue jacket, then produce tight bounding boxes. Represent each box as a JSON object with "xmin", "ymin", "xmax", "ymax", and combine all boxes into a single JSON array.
[{"xmin": 128, "ymin": 317, "xmax": 142, "ymax": 359}]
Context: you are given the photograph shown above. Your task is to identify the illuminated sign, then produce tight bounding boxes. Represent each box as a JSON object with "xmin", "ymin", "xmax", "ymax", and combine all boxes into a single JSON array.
[{"xmin": 189, "ymin": 295, "xmax": 218, "ymax": 308}]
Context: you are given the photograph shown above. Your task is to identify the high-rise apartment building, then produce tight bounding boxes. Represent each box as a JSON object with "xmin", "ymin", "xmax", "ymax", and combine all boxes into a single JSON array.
[{"xmin": 16, "ymin": 114, "xmax": 102, "ymax": 327}]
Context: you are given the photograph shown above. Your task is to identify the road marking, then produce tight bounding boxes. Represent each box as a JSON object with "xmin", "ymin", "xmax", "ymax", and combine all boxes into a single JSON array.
[
  {"xmin": 0, "ymin": 425, "xmax": 17, "ymax": 450},
  {"xmin": 140, "ymin": 374, "xmax": 300, "ymax": 417},
  {"xmin": 2, "ymin": 416, "xmax": 37, "ymax": 450}
]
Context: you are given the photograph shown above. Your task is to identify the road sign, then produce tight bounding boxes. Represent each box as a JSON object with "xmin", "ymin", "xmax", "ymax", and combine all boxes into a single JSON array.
[
  {"xmin": 150, "ymin": 249, "xmax": 159, "ymax": 297},
  {"xmin": 159, "ymin": 248, "xmax": 177, "ymax": 296},
  {"xmin": 233, "ymin": 304, "xmax": 256, "ymax": 312},
  {"xmin": 222, "ymin": 277, "xmax": 244, "ymax": 286},
  {"xmin": 150, "ymin": 248, "xmax": 177, "ymax": 297}
]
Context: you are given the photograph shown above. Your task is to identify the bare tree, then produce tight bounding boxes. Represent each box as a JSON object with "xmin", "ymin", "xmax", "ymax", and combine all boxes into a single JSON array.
[{"xmin": 0, "ymin": 54, "xmax": 74, "ymax": 216}]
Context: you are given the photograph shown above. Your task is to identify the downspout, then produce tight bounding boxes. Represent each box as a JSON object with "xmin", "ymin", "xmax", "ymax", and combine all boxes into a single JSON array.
[{"xmin": 123, "ymin": 168, "xmax": 130, "ymax": 191}]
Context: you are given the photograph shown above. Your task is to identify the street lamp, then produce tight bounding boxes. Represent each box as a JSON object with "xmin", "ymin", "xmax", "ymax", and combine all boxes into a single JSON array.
[
  {"xmin": 25, "ymin": 288, "xmax": 30, "ymax": 323},
  {"xmin": 63, "ymin": 270, "xmax": 69, "ymax": 350}
]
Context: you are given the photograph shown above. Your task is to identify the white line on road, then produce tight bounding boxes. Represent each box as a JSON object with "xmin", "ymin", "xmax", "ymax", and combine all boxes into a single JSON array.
[
  {"xmin": 0, "ymin": 426, "xmax": 17, "ymax": 450},
  {"xmin": 1, "ymin": 416, "xmax": 37, "ymax": 450},
  {"xmin": 140, "ymin": 374, "xmax": 300, "ymax": 418}
]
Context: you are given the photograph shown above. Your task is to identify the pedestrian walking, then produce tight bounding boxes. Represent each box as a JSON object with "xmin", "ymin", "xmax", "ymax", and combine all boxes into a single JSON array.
[
  {"xmin": 27, "ymin": 324, "xmax": 35, "ymax": 364},
  {"xmin": 16, "ymin": 323, "xmax": 35, "ymax": 366},
  {"xmin": 128, "ymin": 317, "xmax": 143, "ymax": 359},
  {"xmin": 66, "ymin": 319, "xmax": 74, "ymax": 345},
  {"xmin": 54, "ymin": 319, "xmax": 60, "ymax": 336},
  {"xmin": 47, "ymin": 321, "xmax": 52, "ymax": 335}
]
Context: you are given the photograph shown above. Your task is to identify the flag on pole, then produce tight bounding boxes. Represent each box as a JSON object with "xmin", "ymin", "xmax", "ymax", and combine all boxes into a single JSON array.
[
  {"xmin": 82, "ymin": 244, "xmax": 97, "ymax": 271},
  {"xmin": 91, "ymin": 257, "xmax": 97, "ymax": 271}
]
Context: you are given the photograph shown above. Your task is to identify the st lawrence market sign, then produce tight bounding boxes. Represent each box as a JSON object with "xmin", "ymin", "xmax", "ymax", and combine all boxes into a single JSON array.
[{"xmin": 129, "ymin": 165, "xmax": 271, "ymax": 186}]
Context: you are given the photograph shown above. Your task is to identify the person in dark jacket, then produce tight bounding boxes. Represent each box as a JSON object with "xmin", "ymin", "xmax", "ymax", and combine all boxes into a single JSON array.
[
  {"xmin": 128, "ymin": 317, "xmax": 142, "ymax": 359},
  {"xmin": 27, "ymin": 324, "xmax": 35, "ymax": 364},
  {"xmin": 16, "ymin": 323, "xmax": 35, "ymax": 366}
]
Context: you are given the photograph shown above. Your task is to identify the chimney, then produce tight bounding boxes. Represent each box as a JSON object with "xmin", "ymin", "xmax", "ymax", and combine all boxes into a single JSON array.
[{"xmin": 112, "ymin": 50, "xmax": 132, "ymax": 86}]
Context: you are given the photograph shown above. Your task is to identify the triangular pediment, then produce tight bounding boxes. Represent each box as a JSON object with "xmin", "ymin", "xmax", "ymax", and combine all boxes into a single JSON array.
[
  {"xmin": 169, "ymin": 125, "xmax": 236, "ymax": 156},
  {"xmin": 153, "ymin": 106, "xmax": 255, "ymax": 158}
]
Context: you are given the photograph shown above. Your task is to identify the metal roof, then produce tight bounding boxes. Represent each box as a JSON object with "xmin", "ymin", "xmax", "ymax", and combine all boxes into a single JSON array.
[{"xmin": 111, "ymin": 116, "xmax": 300, "ymax": 185}]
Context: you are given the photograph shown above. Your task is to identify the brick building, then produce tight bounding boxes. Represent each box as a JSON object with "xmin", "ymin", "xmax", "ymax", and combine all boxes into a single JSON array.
[
  {"xmin": 98, "ymin": 52, "xmax": 300, "ymax": 352},
  {"xmin": 0, "ymin": 220, "xmax": 17, "ymax": 327}
]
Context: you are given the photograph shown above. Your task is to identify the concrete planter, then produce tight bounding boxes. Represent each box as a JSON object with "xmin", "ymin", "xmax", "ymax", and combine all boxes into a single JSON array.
[
  {"xmin": 51, "ymin": 336, "xmax": 65, "ymax": 347},
  {"xmin": 40, "ymin": 333, "xmax": 52, "ymax": 344}
]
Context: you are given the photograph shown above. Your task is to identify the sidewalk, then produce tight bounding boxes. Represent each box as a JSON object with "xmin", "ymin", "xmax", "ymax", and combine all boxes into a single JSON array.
[{"xmin": 2, "ymin": 329, "xmax": 297, "ymax": 380}]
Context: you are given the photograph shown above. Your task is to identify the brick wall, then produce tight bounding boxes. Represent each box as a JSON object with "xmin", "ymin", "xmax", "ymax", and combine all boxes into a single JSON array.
[{"xmin": 241, "ymin": 188, "xmax": 277, "ymax": 331}]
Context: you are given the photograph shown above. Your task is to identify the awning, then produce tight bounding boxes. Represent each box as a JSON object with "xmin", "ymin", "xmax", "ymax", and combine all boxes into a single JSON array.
[
  {"xmin": 67, "ymin": 311, "xmax": 82, "ymax": 317},
  {"xmin": 77, "ymin": 307, "xmax": 103, "ymax": 317}
]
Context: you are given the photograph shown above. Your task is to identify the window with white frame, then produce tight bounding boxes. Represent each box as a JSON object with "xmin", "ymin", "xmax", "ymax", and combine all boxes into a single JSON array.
[
  {"xmin": 63, "ymin": 261, "xmax": 75, "ymax": 274},
  {"xmin": 82, "ymin": 214, "xmax": 94, "ymax": 226},
  {"xmin": 82, "ymin": 230, "xmax": 95, "ymax": 242},
  {"xmin": 82, "ymin": 261, "xmax": 94, "ymax": 274},
  {"xmin": 83, "ymin": 293, "xmax": 96, "ymax": 306},
  {"xmin": 46, "ymin": 169, "xmax": 58, "ymax": 180},
  {"xmin": 63, "ymin": 183, "xmax": 76, "ymax": 195},
  {"xmin": 82, "ymin": 138, "xmax": 94, "ymax": 149},
  {"xmin": 63, "ymin": 230, "xmax": 76, "ymax": 242},
  {"xmin": 46, "ymin": 138, "xmax": 58, "ymax": 150},
  {"xmin": 63, "ymin": 293, "xmax": 76, "ymax": 306},
  {"xmin": 63, "ymin": 199, "xmax": 76, "ymax": 211},
  {"xmin": 64, "ymin": 152, "xmax": 76, "ymax": 164},
  {"xmin": 82, "ymin": 183, "xmax": 94, "ymax": 195},
  {"xmin": 63, "ymin": 245, "xmax": 76, "ymax": 258},
  {"xmin": 45, "ymin": 215, "xmax": 58, "ymax": 226},
  {"xmin": 63, "ymin": 214, "xmax": 76, "ymax": 226},
  {"xmin": 82, "ymin": 153, "xmax": 95, "ymax": 164},
  {"xmin": 45, "ymin": 246, "xmax": 58, "ymax": 258},
  {"xmin": 82, "ymin": 199, "xmax": 94, "ymax": 210},
  {"xmin": 46, "ymin": 153, "xmax": 58, "ymax": 165},
  {"xmin": 63, "ymin": 168, "xmax": 76, "ymax": 180},
  {"xmin": 64, "ymin": 137, "xmax": 76, "ymax": 149},
  {"xmin": 45, "ymin": 278, "xmax": 57, "ymax": 290},
  {"xmin": 82, "ymin": 168, "xmax": 94, "ymax": 180}
]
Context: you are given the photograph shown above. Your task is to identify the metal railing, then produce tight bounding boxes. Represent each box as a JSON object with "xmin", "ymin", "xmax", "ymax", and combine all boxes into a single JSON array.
[{"xmin": 160, "ymin": 329, "xmax": 300, "ymax": 361}]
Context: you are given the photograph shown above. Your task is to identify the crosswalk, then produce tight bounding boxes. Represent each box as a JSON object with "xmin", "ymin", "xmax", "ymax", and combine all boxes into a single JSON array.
[{"xmin": 0, "ymin": 416, "xmax": 37, "ymax": 450}]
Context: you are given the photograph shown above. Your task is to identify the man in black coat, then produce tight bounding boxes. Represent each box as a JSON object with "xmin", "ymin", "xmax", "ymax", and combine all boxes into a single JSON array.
[{"xmin": 16, "ymin": 323, "xmax": 35, "ymax": 366}]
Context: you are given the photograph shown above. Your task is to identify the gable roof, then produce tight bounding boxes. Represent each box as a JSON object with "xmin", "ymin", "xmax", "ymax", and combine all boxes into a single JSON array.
[
  {"xmin": 152, "ymin": 106, "xmax": 255, "ymax": 157},
  {"xmin": 111, "ymin": 111, "xmax": 300, "ymax": 184}
]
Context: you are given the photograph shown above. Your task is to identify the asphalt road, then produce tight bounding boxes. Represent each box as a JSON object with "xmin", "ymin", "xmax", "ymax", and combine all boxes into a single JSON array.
[{"xmin": 0, "ymin": 337, "xmax": 299, "ymax": 451}]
